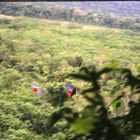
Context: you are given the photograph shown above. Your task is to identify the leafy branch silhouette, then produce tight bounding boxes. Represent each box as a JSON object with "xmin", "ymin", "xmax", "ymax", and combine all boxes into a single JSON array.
[{"xmin": 48, "ymin": 66, "xmax": 140, "ymax": 140}]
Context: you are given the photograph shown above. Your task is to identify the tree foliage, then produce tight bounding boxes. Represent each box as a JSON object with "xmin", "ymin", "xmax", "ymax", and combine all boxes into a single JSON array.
[
  {"xmin": 49, "ymin": 66, "xmax": 140, "ymax": 140},
  {"xmin": 0, "ymin": 15, "xmax": 139, "ymax": 140},
  {"xmin": 0, "ymin": 3, "xmax": 140, "ymax": 31}
]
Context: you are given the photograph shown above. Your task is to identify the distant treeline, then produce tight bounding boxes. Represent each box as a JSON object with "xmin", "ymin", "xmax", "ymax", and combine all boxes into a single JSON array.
[{"xmin": 0, "ymin": 2, "xmax": 140, "ymax": 31}]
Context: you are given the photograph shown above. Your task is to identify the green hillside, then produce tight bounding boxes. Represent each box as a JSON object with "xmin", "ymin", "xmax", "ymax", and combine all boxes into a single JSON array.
[
  {"xmin": 0, "ymin": 2, "xmax": 140, "ymax": 32},
  {"xmin": 0, "ymin": 16, "xmax": 140, "ymax": 140}
]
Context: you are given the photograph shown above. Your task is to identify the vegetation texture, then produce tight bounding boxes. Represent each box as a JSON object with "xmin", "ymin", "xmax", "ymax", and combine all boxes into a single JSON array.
[
  {"xmin": 0, "ymin": 2, "xmax": 140, "ymax": 31},
  {"xmin": 0, "ymin": 3, "xmax": 140, "ymax": 140}
]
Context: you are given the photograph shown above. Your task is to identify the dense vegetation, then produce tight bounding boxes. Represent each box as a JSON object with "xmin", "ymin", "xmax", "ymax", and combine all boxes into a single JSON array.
[
  {"xmin": 0, "ymin": 9, "xmax": 140, "ymax": 140},
  {"xmin": 0, "ymin": 2, "xmax": 140, "ymax": 32},
  {"xmin": 50, "ymin": 66, "xmax": 140, "ymax": 140}
]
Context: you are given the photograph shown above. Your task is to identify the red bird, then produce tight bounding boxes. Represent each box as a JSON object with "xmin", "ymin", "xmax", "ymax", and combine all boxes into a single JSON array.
[{"xmin": 66, "ymin": 85, "xmax": 79, "ymax": 97}]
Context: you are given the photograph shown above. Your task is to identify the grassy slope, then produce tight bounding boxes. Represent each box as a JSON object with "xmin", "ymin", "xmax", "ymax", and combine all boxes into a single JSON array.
[
  {"xmin": 7, "ymin": 16, "xmax": 140, "ymax": 69},
  {"xmin": 0, "ymin": 15, "xmax": 140, "ymax": 139}
]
